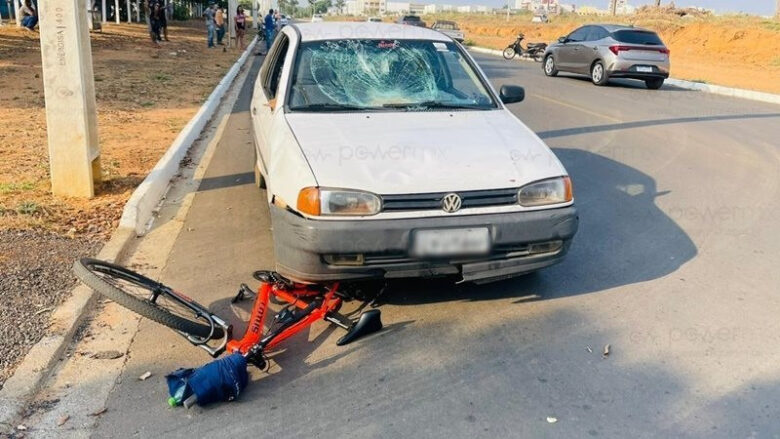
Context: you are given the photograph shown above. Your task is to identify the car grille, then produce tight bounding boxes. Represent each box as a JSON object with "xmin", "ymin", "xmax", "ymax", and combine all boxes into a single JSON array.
[{"xmin": 381, "ymin": 188, "xmax": 518, "ymax": 211}]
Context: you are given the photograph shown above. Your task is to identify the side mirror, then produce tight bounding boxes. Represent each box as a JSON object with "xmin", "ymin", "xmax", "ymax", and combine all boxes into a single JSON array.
[
  {"xmin": 499, "ymin": 85, "xmax": 525, "ymax": 104},
  {"xmin": 558, "ymin": 36, "xmax": 567, "ymax": 44}
]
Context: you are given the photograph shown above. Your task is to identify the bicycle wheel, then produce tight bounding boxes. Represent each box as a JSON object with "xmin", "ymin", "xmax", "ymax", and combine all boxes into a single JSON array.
[{"xmin": 73, "ymin": 258, "xmax": 222, "ymax": 339}]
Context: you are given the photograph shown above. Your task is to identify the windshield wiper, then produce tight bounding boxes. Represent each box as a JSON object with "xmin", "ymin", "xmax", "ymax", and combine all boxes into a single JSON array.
[
  {"xmin": 290, "ymin": 103, "xmax": 378, "ymax": 112},
  {"xmin": 382, "ymin": 101, "xmax": 489, "ymax": 110}
]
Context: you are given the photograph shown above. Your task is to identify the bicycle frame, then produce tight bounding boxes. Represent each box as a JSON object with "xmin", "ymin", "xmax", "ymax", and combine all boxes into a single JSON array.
[
  {"xmin": 173, "ymin": 271, "xmax": 381, "ymax": 368},
  {"xmin": 225, "ymin": 281, "xmax": 342, "ymax": 355}
]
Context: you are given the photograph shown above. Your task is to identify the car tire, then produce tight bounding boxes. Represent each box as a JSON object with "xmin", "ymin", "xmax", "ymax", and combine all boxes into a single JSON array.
[
  {"xmin": 502, "ymin": 47, "xmax": 516, "ymax": 60},
  {"xmin": 645, "ymin": 78, "xmax": 664, "ymax": 90},
  {"xmin": 543, "ymin": 55, "xmax": 558, "ymax": 77},
  {"xmin": 253, "ymin": 147, "xmax": 266, "ymax": 189},
  {"xmin": 590, "ymin": 61, "xmax": 609, "ymax": 86}
]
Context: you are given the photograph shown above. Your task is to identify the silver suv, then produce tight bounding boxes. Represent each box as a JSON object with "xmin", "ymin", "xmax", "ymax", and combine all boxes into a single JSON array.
[{"xmin": 542, "ymin": 24, "xmax": 670, "ymax": 89}]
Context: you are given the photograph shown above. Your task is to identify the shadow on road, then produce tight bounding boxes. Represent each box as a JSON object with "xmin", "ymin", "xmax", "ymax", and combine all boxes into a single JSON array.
[{"xmin": 382, "ymin": 148, "xmax": 697, "ymax": 305}]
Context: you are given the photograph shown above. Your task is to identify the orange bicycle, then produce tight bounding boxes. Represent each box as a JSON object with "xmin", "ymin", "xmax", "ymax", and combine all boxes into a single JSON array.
[{"xmin": 73, "ymin": 259, "xmax": 383, "ymax": 369}]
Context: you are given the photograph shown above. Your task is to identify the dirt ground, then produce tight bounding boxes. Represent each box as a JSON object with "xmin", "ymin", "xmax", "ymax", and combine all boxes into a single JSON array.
[
  {"xmin": 423, "ymin": 11, "xmax": 780, "ymax": 94},
  {"xmin": 0, "ymin": 20, "xmax": 244, "ymax": 388}
]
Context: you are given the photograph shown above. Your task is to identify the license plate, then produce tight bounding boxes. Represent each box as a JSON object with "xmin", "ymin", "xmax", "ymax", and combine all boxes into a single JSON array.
[
  {"xmin": 637, "ymin": 66, "xmax": 653, "ymax": 73},
  {"xmin": 411, "ymin": 228, "xmax": 490, "ymax": 257}
]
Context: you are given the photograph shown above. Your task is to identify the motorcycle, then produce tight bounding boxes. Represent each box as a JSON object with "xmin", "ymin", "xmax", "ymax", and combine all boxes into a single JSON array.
[{"xmin": 503, "ymin": 33, "xmax": 547, "ymax": 62}]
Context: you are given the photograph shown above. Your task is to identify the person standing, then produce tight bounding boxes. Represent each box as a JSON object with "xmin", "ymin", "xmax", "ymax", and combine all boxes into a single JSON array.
[
  {"xmin": 263, "ymin": 9, "xmax": 275, "ymax": 52},
  {"xmin": 215, "ymin": 5, "xmax": 225, "ymax": 46},
  {"xmin": 204, "ymin": 2, "xmax": 216, "ymax": 48},
  {"xmin": 150, "ymin": 2, "xmax": 163, "ymax": 43},
  {"xmin": 159, "ymin": 1, "xmax": 172, "ymax": 41},
  {"xmin": 234, "ymin": 5, "xmax": 246, "ymax": 50}
]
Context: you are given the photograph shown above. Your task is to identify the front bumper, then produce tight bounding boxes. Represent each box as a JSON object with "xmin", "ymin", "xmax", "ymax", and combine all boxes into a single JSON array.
[{"xmin": 269, "ymin": 205, "xmax": 579, "ymax": 283}]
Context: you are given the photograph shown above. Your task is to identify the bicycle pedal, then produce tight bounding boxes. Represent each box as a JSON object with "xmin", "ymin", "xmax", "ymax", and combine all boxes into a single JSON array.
[
  {"xmin": 231, "ymin": 283, "xmax": 255, "ymax": 303},
  {"xmin": 273, "ymin": 307, "xmax": 296, "ymax": 325}
]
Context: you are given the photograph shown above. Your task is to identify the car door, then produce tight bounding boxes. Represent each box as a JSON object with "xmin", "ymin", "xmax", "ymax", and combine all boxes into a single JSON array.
[
  {"xmin": 251, "ymin": 33, "xmax": 290, "ymax": 176},
  {"xmin": 556, "ymin": 26, "xmax": 588, "ymax": 71},
  {"xmin": 577, "ymin": 26, "xmax": 608, "ymax": 73}
]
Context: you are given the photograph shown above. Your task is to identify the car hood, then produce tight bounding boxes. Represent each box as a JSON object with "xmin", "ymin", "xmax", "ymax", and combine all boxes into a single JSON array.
[{"xmin": 285, "ymin": 110, "xmax": 566, "ymax": 195}]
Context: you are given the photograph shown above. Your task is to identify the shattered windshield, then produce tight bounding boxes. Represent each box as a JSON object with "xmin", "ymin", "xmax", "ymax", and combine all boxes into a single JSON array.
[{"xmin": 287, "ymin": 39, "xmax": 497, "ymax": 112}]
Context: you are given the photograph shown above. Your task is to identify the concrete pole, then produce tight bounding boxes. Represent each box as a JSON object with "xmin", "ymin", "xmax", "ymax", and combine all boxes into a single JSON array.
[
  {"xmin": 101, "ymin": 0, "xmax": 106, "ymax": 21},
  {"xmin": 252, "ymin": 0, "xmax": 258, "ymax": 29},
  {"xmin": 164, "ymin": 0, "xmax": 169, "ymax": 20},
  {"xmin": 38, "ymin": 0, "xmax": 101, "ymax": 198},
  {"xmin": 126, "ymin": 0, "xmax": 130, "ymax": 21},
  {"xmin": 13, "ymin": 0, "xmax": 21, "ymax": 26},
  {"xmin": 228, "ymin": 0, "xmax": 236, "ymax": 48},
  {"xmin": 136, "ymin": 0, "xmax": 140, "ymax": 21},
  {"xmin": 114, "ymin": 0, "xmax": 119, "ymax": 22},
  {"xmin": 85, "ymin": 0, "xmax": 93, "ymax": 29}
]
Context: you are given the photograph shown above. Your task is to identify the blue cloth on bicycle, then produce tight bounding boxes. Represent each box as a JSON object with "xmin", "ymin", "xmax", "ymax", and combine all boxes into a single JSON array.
[{"xmin": 166, "ymin": 353, "xmax": 249, "ymax": 406}]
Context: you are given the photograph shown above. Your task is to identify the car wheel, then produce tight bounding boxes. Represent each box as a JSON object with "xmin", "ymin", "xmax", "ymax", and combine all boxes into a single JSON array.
[
  {"xmin": 543, "ymin": 55, "xmax": 558, "ymax": 77},
  {"xmin": 645, "ymin": 78, "xmax": 664, "ymax": 90},
  {"xmin": 590, "ymin": 61, "xmax": 609, "ymax": 86},
  {"xmin": 253, "ymin": 147, "xmax": 266, "ymax": 189}
]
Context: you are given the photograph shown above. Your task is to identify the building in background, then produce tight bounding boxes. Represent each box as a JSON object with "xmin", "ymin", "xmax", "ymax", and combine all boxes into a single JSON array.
[{"xmin": 514, "ymin": 0, "xmax": 559, "ymax": 14}]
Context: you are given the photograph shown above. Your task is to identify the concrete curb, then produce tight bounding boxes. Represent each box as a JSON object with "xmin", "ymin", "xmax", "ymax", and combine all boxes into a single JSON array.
[
  {"xmin": 469, "ymin": 45, "xmax": 780, "ymax": 106},
  {"xmin": 0, "ymin": 38, "xmax": 259, "ymax": 433},
  {"xmin": 119, "ymin": 35, "xmax": 259, "ymax": 236}
]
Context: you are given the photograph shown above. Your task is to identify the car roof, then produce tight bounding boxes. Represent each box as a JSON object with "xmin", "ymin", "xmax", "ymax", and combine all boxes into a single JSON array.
[
  {"xmin": 294, "ymin": 22, "xmax": 450, "ymax": 42},
  {"xmin": 592, "ymin": 24, "xmax": 654, "ymax": 33}
]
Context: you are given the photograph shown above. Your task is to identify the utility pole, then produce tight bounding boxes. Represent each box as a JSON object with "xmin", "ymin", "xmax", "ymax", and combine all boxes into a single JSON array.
[
  {"xmin": 505, "ymin": 0, "xmax": 509, "ymax": 21},
  {"xmin": 654, "ymin": 0, "xmax": 661, "ymax": 6},
  {"xmin": 610, "ymin": 0, "xmax": 616, "ymax": 15},
  {"xmin": 13, "ymin": 0, "xmax": 21, "ymax": 26},
  {"xmin": 776, "ymin": 0, "xmax": 779, "ymax": 18},
  {"xmin": 38, "ymin": 0, "xmax": 102, "ymax": 198}
]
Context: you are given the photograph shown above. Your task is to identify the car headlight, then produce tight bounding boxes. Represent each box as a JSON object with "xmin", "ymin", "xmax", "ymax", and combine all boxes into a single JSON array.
[
  {"xmin": 297, "ymin": 187, "xmax": 382, "ymax": 216},
  {"xmin": 517, "ymin": 176, "xmax": 573, "ymax": 207}
]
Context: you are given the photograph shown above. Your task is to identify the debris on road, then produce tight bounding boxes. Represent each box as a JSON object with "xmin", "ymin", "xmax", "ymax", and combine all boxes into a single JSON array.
[
  {"xmin": 585, "ymin": 345, "xmax": 593, "ymax": 353},
  {"xmin": 89, "ymin": 407, "xmax": 108, "ymax": 417},
  {"xmin": 603, "ymin": 344, "xmax": 611, "ymax": 358},
  {"xmin": 546, "ymin": 416, "xmax": 558, "ymax": 424},
  {"xmin": 17, "ymin": 424, "xmax": 28, "ymax": 431},
  {"xmin": 139, "ymin": 371, "xmax": 153, "ymax": 381},
  {"xmin": 91, "ymin": 350, "xmax": 124, "ymax": 360},
  {"xmin": 57, "ymin": 415, "xmax": 70, "ymax": 426}
]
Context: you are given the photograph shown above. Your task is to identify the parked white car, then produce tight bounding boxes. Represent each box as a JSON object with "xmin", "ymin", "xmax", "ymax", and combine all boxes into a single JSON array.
[{"xmin": 251, "ymin": 22, "xmax": 578, "ymax": 283}]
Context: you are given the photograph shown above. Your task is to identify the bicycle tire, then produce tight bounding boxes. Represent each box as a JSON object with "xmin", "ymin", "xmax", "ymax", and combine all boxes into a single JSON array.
[{"xmin": 73, "ymin": 258, "xmax": 223, "ymax": 339}]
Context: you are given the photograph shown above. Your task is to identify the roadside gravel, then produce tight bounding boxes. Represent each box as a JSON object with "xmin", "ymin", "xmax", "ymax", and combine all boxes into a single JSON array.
[{"xmin": 0, "ymin": 229, "xmax": 101, "ymax": 389}]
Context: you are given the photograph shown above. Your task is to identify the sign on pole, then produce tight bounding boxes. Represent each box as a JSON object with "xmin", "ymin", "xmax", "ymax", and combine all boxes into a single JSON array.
[{"xmin": 39, "ymin": 0, "xmax": 101, "ymax": 198}]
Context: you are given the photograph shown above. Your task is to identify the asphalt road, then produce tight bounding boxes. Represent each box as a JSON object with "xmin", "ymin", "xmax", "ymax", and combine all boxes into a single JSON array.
[{"xmin": 88, "ymin": 53, "xmax": 780, "ymax": 438}]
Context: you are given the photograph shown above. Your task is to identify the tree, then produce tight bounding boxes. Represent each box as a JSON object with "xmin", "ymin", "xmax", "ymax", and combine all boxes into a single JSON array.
[
  {"xmin": 288, "ymin": 0, "xmax": 299, "ymax": 15},
  {"xmin": 334, "ymin": 0, "xmax": 345, "ymax": 14},
  {"xmin": 655, "ymin": 0, "xmax": 661, "ymax": 6}
]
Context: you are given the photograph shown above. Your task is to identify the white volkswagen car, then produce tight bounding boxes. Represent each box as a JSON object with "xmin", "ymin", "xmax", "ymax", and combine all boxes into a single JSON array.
[{"xmin": 251, "ymin": 22, "xmax": 579, "ymax": 283}]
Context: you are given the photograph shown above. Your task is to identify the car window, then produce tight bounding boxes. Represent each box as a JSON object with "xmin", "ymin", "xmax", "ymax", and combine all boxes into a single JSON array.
[
  {"xmin": 287, "ymin": 39, "xmax": 497, "ymax": 112},
  {"xmin": 567, "ymin": 27, "xmax": 589, "ymax": 42},
  {"xmin": 611, "ymin": 30, "xmax": 665, "ymax": 45},
  {"xmin": 586, "ymin": 26, "xmax": 608, "ymax": 41},
  {"xmin": 262, "ymin": 34, "xmax": 289, "ymax": 100}
]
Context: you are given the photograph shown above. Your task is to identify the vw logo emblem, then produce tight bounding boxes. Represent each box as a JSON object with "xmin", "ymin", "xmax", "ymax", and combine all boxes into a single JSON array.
[{"xmin": 441, "ymin": 193, "xmax": 462, "ymax": 213}]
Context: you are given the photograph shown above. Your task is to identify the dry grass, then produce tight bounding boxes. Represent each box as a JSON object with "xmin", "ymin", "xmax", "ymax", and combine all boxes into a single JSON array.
[{"xmin": 0, "ymin": 21, "xmax": 242, "ymax": 238}]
